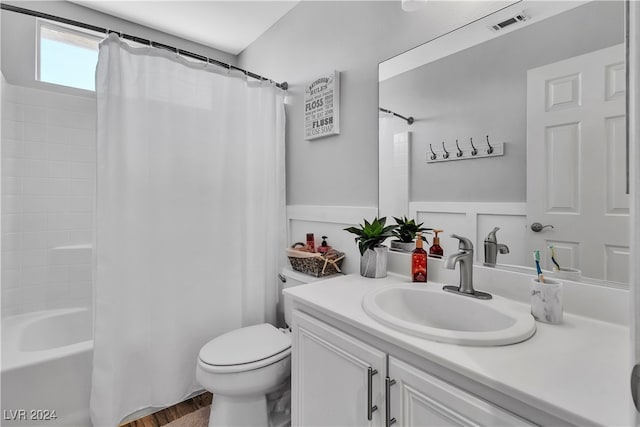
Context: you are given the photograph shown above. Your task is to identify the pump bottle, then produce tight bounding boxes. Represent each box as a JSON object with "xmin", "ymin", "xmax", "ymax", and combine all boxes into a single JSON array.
[
  {"xmin": 429, "ymin": 229, "xmax": 444, "ymax": 257},
  {"xmin": 412, "ymin": 232, "xmax": 427, "ymax": 282}
]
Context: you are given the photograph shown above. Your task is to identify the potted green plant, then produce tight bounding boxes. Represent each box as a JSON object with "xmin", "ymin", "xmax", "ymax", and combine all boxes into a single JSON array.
[
  {"xmin": 389, "ymin": 216, "xmax": 432, "ymax": 253},
  {"xmin": 344, "ymin": 217, "xmax": 397, "ymax": 278}
]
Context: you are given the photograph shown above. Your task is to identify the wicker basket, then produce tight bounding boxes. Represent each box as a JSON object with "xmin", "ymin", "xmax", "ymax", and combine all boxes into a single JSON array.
[{"xmin": 287, "ymin": 243, "xmax": 345, "ymax": 278}]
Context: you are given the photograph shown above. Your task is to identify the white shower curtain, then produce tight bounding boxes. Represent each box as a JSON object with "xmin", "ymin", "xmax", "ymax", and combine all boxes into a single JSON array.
[{"xmin": 90, "ymin": 34, "xmax": 286, "ymax": 426}]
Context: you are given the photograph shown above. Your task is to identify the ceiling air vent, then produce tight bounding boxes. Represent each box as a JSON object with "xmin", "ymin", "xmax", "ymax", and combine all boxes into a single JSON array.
[{"xmin": 490, "ymin": 13, "xmax": 528, "ymax": 32}]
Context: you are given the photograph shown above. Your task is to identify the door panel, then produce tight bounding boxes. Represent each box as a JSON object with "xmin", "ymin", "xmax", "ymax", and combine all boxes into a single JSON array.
[
  {"xmin": 544, "ymin": 122, "xmax": 580, "ymax": 213},
  {"xmin": 606, "ymin": 115, "xmax": 629, "ymax": 214}
]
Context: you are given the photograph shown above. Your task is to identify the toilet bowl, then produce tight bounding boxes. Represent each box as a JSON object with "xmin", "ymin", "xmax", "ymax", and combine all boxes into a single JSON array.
[
  {"xmin": 196, "ymin": 267, "xmax": 321, "ymax": 427},
  {"xmin": 196, "ymin": 323, "xmax": 292, "ymax": 427}
]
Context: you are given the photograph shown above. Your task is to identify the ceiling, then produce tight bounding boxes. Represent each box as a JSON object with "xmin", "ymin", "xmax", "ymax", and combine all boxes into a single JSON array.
[{"xmin": 71, "ymin": 1, "xmax": 300, "ymax": 55}]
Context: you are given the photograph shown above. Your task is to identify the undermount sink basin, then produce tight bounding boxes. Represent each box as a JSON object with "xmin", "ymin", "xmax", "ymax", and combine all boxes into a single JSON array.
[{"xmin": 362, "ymin": 284, "xmax": 536, "ymax": 346}]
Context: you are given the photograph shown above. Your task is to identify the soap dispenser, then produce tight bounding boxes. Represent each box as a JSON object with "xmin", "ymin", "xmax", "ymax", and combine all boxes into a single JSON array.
[
  {"xmin": 429, "ymin": 229, "xmax": 444, "ymax": 258},
  {"xmin": 412, "ymin": 232, "xmax": 428, "ymax": 282},
  {"xmin": 317, "ymin": 236, "xmax": 332, "ymax": 254}
]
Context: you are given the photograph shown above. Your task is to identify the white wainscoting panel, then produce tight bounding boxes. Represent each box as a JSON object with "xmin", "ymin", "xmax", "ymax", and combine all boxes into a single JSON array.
[
  {"xmin": 410, "ymin": 202, "xmax": 527, "ymax": 266},
  {"xmin": 286, "ymin": 205, "xmax": 378, "ymax": 275}
]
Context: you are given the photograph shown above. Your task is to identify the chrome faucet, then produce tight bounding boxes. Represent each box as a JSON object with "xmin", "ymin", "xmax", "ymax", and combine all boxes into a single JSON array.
[
  {"xmin": 483, "ymin": 227, "xmax": 510, "ymax": 267},
  {"xmin": 443, "ymin": 234, "xmax": 492, "ymax": 300}
]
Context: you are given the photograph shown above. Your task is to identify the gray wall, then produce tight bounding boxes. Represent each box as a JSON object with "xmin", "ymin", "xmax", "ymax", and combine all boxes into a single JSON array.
[
  {"xmin": 1, "ymin": 0, "xmax": 236, "ymax": 93},
  {"xmin": 239, "ymin": 1, "xmax": 515, "ymax": 207},
  {"xmin": 380, "ymin": 1, "xmax": 624, "ymax": 203}
]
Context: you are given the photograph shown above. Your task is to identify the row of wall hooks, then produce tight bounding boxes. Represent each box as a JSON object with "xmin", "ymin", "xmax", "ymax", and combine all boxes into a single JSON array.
[{"xmin": 427, "ymin": 135, "xmax": 504, "ymax": 163}]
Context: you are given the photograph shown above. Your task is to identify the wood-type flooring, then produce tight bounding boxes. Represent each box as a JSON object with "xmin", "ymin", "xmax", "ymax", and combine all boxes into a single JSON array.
[{"xmin": 119, "ymin": 392, "xmax": 212, "ymax": 427}]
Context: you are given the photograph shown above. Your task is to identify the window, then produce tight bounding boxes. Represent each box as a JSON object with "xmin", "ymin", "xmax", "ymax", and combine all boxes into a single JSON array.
[{"xmin": 37, "ymin": 21, "xmax": 102, "ymax": 91}]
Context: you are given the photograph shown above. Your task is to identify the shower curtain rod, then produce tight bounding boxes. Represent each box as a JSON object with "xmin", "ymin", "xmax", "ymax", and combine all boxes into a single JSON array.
[
  {"xmin": 379, "ymin": 107, "xmax": 414, "ymax": 125},
  {"xmin": 0, "ymin": 3, "xmax": 289, "ymax": 91}
]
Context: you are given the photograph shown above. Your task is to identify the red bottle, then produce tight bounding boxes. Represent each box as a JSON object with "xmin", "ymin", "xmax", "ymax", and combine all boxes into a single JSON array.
[
  {"xmin": 306, "ymin": 233, "xmax": 315, "ymax": 252},
  {"xmin": 412, "ymin": 232, "xmax": 427, "ymax": 282}
]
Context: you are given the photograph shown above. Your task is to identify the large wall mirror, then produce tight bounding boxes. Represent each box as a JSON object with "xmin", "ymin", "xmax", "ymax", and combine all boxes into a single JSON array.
[{"xmin": 379, "ymin": 0, "xmax": 629, "ymax": 287}]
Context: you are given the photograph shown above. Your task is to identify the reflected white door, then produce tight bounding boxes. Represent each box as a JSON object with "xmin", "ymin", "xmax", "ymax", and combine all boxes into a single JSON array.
[{"xmin": 526, "ymin": 43, "xmax": 629, "ymax": 284}]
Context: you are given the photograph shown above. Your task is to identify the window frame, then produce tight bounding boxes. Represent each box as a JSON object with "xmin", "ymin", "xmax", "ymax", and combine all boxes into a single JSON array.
[{"xmin": 36, "ymin": 19, "xmax": 104, "ymax": 91}]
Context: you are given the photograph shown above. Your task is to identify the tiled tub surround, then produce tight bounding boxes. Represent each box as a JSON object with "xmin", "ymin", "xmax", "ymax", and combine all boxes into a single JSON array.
[{"xmin": 1, "ymin": 82, "xmax": 95, "ymax": 316}]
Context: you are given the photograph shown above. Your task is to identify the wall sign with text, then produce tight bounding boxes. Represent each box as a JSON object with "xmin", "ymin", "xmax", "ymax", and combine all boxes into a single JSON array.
[{"xmin": 304, "ymin": 71, "xmax": 340, "ymax": 140}]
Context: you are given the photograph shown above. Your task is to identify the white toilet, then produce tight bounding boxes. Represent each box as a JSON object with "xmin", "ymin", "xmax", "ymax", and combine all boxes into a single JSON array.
[{"xmin": 196, "ymin": 268, "xmax": 315, "ymax": 427}]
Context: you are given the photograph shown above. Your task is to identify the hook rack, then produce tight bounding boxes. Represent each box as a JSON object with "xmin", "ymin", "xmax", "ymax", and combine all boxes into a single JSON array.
[{"xmin": 426, "ymin": 135, "xmax": 504, "ymax": 163}]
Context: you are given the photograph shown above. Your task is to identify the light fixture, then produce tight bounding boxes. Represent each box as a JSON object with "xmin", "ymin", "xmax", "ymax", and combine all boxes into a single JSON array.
[{"xmin": 401, "ymin": 0, "xmax": 427, "ymax": 12}]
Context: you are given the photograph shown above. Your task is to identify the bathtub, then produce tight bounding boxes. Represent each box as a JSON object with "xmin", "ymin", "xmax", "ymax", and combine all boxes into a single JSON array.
[{"xmin": 1, "ymin": 308, "xmax": 93, "ymax": 427}]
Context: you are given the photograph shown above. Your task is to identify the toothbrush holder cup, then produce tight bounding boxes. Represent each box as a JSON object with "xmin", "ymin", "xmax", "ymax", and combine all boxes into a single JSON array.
[{"xmin": 530, "ymin": 277, "xmax": 563, "ymax": 324}]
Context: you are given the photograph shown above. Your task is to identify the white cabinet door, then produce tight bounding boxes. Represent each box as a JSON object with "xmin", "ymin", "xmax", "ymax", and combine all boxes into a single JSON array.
[
  {"xmin": 388, "ymin": 357, "xmax": 532, "ymax": 426},
  {"xmin": 292, "ymin": 310, "xmax": 387, "ymax": 427}
]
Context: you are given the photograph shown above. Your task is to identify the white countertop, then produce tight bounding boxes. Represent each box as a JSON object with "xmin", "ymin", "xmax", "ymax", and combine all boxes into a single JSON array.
[{"xmin": 284, "ymin": 273, "xmax": 631, "ymax": 426}]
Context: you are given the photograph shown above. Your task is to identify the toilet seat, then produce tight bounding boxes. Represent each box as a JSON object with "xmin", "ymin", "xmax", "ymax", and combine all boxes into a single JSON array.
[{"xmin": 198, "ymin": 323, "xmax": 291, "ymax": 374}]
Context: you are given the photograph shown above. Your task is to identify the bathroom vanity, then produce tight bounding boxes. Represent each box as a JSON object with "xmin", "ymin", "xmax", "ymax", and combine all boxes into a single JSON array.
[{"xmin": 284, "ymin": 258, "xmax": 630, "ymax": 426}]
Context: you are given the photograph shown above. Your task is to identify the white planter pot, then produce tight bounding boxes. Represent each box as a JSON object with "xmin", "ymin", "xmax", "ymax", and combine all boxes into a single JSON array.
[
  {"xmin": 360, "ymin": 246, "xmax": 389, "ymax": 278},
  {"xmin": 390, "ymin": 240, "xmax": 415, "ymax": 253}
]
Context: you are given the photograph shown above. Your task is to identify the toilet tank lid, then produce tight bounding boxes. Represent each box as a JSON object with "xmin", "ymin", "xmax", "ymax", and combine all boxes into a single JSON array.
[
  {"xmin": 199, "ymin": 323, "xmax": 291, "ymax": 366},
  {"xmin": 281, "ymin": 267, "xmax": 335, "ymax": 284}
]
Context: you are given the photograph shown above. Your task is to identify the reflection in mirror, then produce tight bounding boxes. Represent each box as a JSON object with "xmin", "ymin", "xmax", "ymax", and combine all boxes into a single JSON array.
[{"xmin": 379, "ymin": 1, "xmax": 629, "ymax": 287}]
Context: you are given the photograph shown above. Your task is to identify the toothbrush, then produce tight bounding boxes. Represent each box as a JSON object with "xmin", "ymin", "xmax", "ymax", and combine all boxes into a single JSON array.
[
  {"xmin": 549, "ymin": 244, "xmax": 561, "ymax": 271},
  {"xmin": 533, "ymin": 250, "xmax": 545, "ymax": 283}
]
